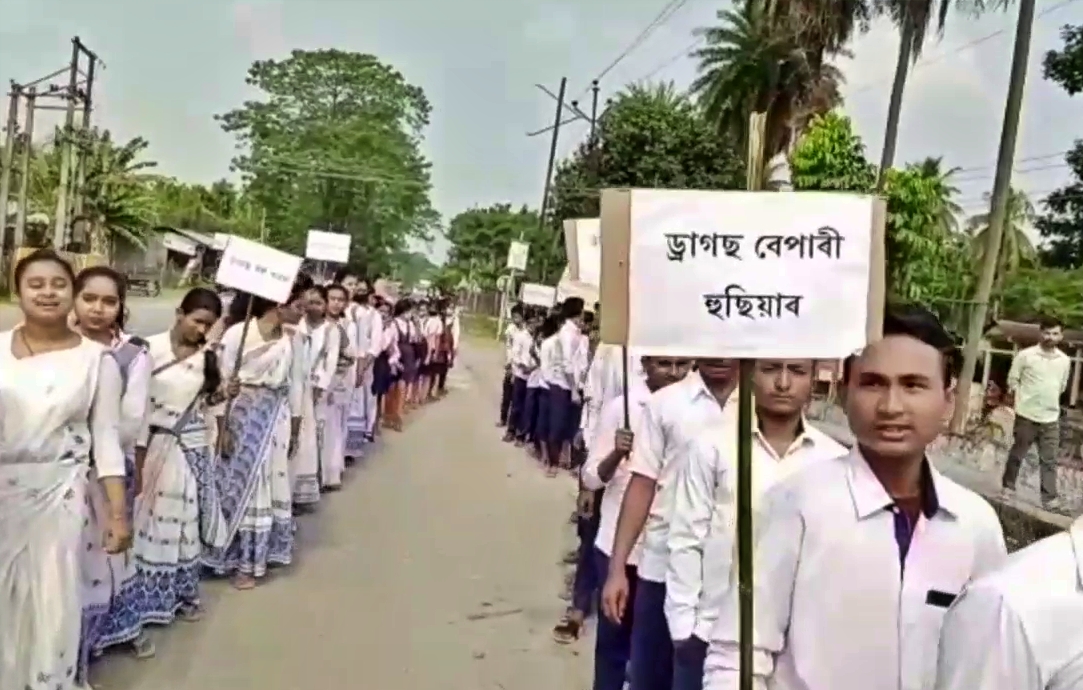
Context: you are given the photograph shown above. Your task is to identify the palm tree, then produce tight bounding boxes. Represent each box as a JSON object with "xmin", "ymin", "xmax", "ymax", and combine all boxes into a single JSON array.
[
  {"xmin": 966, "ymin": 187, "xmax": 1036, "ymax": 289},
  {"xmin": 691, "ymin": 1, "xmax": 865, "ymax": 157},
  {"xmin": 875, "ymin": 0, "xmax": 1011, "ymax": 184},
  {"xmin": 915, "ymin": 156, "xmax": 963, "ymax": 233}
]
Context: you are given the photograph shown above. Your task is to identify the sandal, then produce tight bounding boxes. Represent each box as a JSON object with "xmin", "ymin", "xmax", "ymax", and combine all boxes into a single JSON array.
[
  {"xmin": 132, "ymin": 632, "xmax": 156, "ymax": 659},
  {"xmin": 231, "ymin": 574, "xmax": 257, "ymax": 591},
  {"xmin": 552, "ymin": 616, "xmax": 582, "ymax": 644}
]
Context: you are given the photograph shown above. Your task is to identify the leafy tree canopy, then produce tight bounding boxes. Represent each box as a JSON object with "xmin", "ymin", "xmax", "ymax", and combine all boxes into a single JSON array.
[
  {"xmin": 443, "ymin": 204, "xmax": 544, "ymax": 289},
  {"xmin": 217, "ymin": 49, "xmax": 439, "ymax": 278}
]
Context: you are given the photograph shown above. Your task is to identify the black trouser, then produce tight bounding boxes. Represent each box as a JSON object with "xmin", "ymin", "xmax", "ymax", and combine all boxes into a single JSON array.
[
  {"xmin": 499, "ymin": 371, "xmax": 513, "ymax": 423},
  {"xmin": 571, "ymin": 491, "xmax": 604, "ymax": 615}
]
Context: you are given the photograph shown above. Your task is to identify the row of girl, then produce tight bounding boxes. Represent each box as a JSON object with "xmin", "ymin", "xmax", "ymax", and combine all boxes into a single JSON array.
[{"xmin": 0, "ymin": 248, "xmax": 459, "ymax": 690}]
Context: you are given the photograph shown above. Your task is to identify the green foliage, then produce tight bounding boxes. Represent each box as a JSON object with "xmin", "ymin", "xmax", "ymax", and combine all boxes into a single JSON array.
[
  {"xmin": 151, "ymin": 177, "xmax": 263, "ymax": 238},
  {"xmin": 217, "ymin": 49, "xmax": 439, "ymax": 277},
  {"xmin": 965, "ymin": 188, "xmax": 1036, "ymax": 286},
  {"xmin": 387, "ymin": 249, "xmax": 436, "ymax": 287},
  {"xmin": 443, "ymin": 204, "xmax": 545, "ymax": 289},
  {"xmin": 547, "ymin": 82, "xmax": 744, "ymax": 281},
  {"xmin": 790, "ymin": 112, "xmax": 971, "ymax": 325},
  {"xmin": 1043, "ymin": 23, "xmax": 1083, "ymax": 96},
  {"xmin": 999, "ymin": 266, "xmax": 1083, "ymax": 327}
]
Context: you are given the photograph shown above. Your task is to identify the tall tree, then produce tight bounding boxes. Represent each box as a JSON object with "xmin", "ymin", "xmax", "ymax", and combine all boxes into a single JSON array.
[
  {"xmin": 217, "ymin": 49, "xmax": 439, "ymax": 276},
  {"xmin": 1036, "ymin": 23, "xmax": 1083, "ymax": 268},
  {"xmin": 874, "ymin": 0, "xmax": 1011, "ymax": 181},
  {"xmin": 691, "ymin": 0, "xmax": 867, "ymax": 156},
  {"xmin": 966, "ymin": 187, "xmax": 1036, "ymax": 287},
  {"xmin": 443, "ymin": 204, "xmax": 546, "ymax": 288},
  {"xmin": 914, "ymin": 156, "xmax": 963, "ymax": 233}
]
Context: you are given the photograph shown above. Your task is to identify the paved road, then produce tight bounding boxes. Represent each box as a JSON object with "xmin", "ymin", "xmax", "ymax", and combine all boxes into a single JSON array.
[
  {"xmin": 0, "ymin": 295, "xmax": 180, "ymax": 335},
  {"xmin": 91, "ymin": 341, "xmax": 592, "ymax": 690}
]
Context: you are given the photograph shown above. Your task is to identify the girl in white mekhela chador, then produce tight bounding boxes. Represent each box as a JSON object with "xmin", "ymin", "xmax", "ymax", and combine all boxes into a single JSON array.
[
  {"xmin": 321, "ymin": 284, "xmax": 354, "ymax": 490},
  {"xmin": 293, "ymin": 285, "xmax": 339, "ymax": 507},
  {"xmin": 206, "ymin": 293, "xmax": 304, "ymax": 590},
  {"xmin": 69, "ymin": 267, "xmax": 155, "ymax": 671},
  {"xmin": 0, "ymin": 249, "xmax": 131, "ymax": 690},
  {"xmin": 131, "ymin": 288, "xmax": 228, "ymax": 624}
]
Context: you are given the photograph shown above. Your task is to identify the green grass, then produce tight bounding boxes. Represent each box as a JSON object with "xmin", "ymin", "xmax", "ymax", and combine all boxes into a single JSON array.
[{"xmin": 461, "ymin": 312, "xmax": 500, "ymax": 345}]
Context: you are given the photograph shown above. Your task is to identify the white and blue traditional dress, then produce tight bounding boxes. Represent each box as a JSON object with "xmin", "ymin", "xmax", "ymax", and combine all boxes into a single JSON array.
[
  {"xmin": 130, "ymin": 332, "xmax": 227, "ymax": 624},
  {"xmin": 206, "ymin": 320, "xmax": 302, "ymax": 577},
  {"xmin": 0, "ymin": 331, "xmax": 126, "ymax": 690},
  {"xmin": 291, "ymin": 319, "xmax": 336, "ymax": 506}
]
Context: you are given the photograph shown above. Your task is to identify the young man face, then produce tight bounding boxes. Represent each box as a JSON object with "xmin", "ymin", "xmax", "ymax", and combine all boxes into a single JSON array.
[
  {"xmin": 753, "ymin": 359, "xmax": 815, "ymax": 417},
  {"xmin": 844, "ymin": 336, "xmax": 954, "ymax": 459},
  {"xmin": 642, "ymin": 356, "xmax": 694, "ymax": 392},
  {"xmin": 1040, "ymin": 324, "xmax": 1064, "ymax": 348}
]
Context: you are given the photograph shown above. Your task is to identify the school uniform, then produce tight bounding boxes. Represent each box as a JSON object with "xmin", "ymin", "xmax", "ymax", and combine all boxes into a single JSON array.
[
  {"xmin": 582, "ymin": 380, "xmax": 652, "ymax": 690},
  {"xmin": 520, "ymin": 342, "xmax": 545, "ymax": 444},
  {"xmin": 935, "ymin": 516, "xmax": 1083, "ymax": 690},
  {"xmin": 544, "ymin": 321, "xmax": 584, "ymax": 447},
  {"xmin": 703, "ymin": 448, "xmax": 1008, "ymax": 690},
  {"xmin": 664, "ymin": 421, "xmax": 846, "ymax": 690},
  {"xmin": 581, "ymin": 344, "xmax": 645, "ymax": 450},
  {"xmin": 507, "ymin": 329, "xmax": 534, "ymax": 433},
  {"xmin": 626, "ymin": 372, "xmax": 732, "ymax": 690},
  {"xmin": 499, "ymin": 323, "xmax": 521, "ymax": 424}
]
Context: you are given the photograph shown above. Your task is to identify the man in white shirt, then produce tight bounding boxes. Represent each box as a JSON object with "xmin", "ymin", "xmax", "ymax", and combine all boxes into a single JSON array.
[
  {"xmin": 703, "ymin": 304, "xmax": 1008, "ymax": 690},
  {"xmin": 1001, "ymin": 316, "xmax": 1071, "ymax": 511},
  {"xmin": 498, "ymin": 305, "xmax": 525, "ymax": 428},
  {"xmin": 666, "ymin": 359, "xmax": 847, "ymax": 690},
  {"xmin": 352, "ymin": 285, "xmax": 383, "ymax": 443},
  {"xmin": 601, "ymin": 359, "xmax": 736, "ymax": 690},
  {"xmin": 935, "ymin": 515, "xmax": 1083, "ymax": 690},
  {"xmin": 582, "ymin": 355, "xmax": 693, "ymax": 690}
]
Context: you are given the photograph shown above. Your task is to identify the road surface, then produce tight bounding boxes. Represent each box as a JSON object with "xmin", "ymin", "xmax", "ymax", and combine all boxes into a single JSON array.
[{"xmin": 90, "ymin": 339, "xmax": 593, "ymax": 690}]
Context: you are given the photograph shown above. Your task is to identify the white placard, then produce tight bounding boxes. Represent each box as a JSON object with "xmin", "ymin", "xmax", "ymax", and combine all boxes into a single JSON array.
[
  {"xmin": 520, "ymin": 282, "xmax": 557, "ymax": 307},
  {"xmin": 627, "ymin": 190, "xmax": 873, "ymax": 359},
  {"xmin": 215, "ymin": 236, "xmax": 303, "ymax": 304},
  {"xmin": 575, "ymin": 219, "xmax": 601, "ymax": 288},
  {"xmin": 305, "ymin": 229, "xmax": 352, "ymax": 263},
  {"xmin": 506, "ymin": 241, "xmax": 530, "ymax": 271}
]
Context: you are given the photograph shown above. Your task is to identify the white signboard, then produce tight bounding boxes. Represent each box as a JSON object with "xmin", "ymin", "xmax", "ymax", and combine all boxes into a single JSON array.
[
  {"xmin": 506, "ymin": 241, "xmax": 530, "ymax": 271},
  {"xmin": 625, "ymin": 190, "xmax": 873, "ymax": 359},
  {"xmin": 520, "ymin": 282, "xmax": 557, "ymax": 307},
  {"xmin": 305, "ymin": 229, "xmax": 352, "ymax": 263},
  {"xmin": 215, "ymin": 236, "xmax": 303, "ymax": 304},
  {"xmin": 575, "ymin": 218, "xmax": 601, "ymax": 288}
]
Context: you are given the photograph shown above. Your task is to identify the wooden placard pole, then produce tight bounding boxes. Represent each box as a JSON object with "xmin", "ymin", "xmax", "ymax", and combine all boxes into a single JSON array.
[{"xmin": 737, "ymin": 112, "xmax": 768, "ymax": 690}]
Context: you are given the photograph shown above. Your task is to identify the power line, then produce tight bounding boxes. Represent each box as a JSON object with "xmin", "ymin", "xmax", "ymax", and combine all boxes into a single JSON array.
[{"xmin": 582, "ymin": 0, "xmax": 691, "ymax": 94}]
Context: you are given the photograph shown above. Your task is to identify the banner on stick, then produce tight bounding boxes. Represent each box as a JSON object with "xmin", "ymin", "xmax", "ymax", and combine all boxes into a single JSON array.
[
  {"xmin": 215, "ymin": 236, "xmax": 303, "ymax": 304},
  {"xmin": 305, "ymin": 230, "xmax": 352, "ymax": 263}
]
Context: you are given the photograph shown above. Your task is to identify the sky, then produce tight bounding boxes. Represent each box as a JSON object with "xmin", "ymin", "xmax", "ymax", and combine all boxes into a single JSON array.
[{"xmin": 2, "ymin": 0, "xmax": 1083, "ymax": 263}]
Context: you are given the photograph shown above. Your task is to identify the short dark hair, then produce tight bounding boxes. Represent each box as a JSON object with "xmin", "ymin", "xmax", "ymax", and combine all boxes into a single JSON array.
[
  {"xmin": 582, "ymin": 311, "xmax": 595, "ymax": 326},
  {"xmin": 560, "ymin": 297, "xmax": 584, "ymax": 319},
  {"xmin": 843, "ymin": 303, "xmax": 959, "ymax": 387},
  {"xmin": 1038, "ymin": 315, "xmax": 1063, "ymax": 331},
  {"xmin": 14, "ymin": 248, "xmax": 75, "ymax": 290}
]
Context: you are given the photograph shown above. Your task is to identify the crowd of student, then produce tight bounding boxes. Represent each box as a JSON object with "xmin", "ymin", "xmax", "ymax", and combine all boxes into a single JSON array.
[
  {"xmin": 500, "ymin": 296, "xmax": 1083, "ymax": 690},
  {"xmin": 0, "ymin": 248, "xmax": 459, "ymax": 689}
]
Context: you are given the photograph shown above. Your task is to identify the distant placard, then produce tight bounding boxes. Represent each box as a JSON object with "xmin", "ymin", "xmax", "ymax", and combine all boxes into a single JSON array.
[
  {"xmin": 305, "ymin": 230, "xmax": 352, "ymax": 263},
  {"xmin": 600, "ymin": 189, "xmax": 883, "ymax": 359},
  {"xmin": 520, "ymin": 282, "xmax": 557, "ymax": 307},
  {"xmin": 215, "ymin": 236, "xmax": 303, "ymax": 304},
  {"xmin": 506, "ymin": 241, "xmax": 530, "ymax": 271},
  {"xmin": 562, "ymin": 218, "xmax": 601, "ymax": 287}
]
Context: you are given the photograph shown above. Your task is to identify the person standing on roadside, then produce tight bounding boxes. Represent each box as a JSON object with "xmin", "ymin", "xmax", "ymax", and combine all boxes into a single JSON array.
[
  {"xmin": 664, "ymin": 359, "xmax": 845, "ymax": 690},
  {"xmin": 702, "ymin": 305, "xmax": 1007, "ymax": 690},
  {"xmin": 498, "ymin": 305, "xmax": 526, "ymax": 427},
  {"xmin": 600, "ymin": 359, "xmax": 736, "ymax": 690},
  {"xmin": 1001, "ymin": 316, "xmax": 1071, "ymax": 512},
  {"xmin": 583, "ymin": 355, "xmax": 693, "ymax": 690}
]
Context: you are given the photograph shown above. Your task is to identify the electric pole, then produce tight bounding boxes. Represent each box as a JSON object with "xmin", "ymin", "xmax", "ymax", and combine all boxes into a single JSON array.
[
  {"xmin": 0, "ymin": 84, "xmax": 19, "ymax": 254},
  {"xmin": 14, "ymin": 87, "xmax": 36, "ymax": 248},
  {"xmin": 73, "ymin": 48, "xmax": 97, "ymax": 219},
  {"xmin": 536, "ymin": 77, "xmax": 567, "ymax": 283},
  {"xmin": 952, "ymin": 0, "xmax": 1037, "ymax": 432},
  {"xmin": 51, "ymin": 36, "xmax": 97, "ymax": 250}
]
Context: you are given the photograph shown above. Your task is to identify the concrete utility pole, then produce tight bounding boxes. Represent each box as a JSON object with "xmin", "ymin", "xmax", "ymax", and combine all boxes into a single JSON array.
[
  {"xmin": 536, "ymin": 77, "xmax": 567, "ymax": 283},
  {"xmin": 0, "ymin": 84, "xmax": 20, "ymax": 253},
  {"xmin": 14, "ymin": 87, "xmax": 36, "ymax": 248},
  {"xmin": 952, "ymin": 0, "xmax": 1037, "ymax": 432},
  {"xmin": 52, "ymin": 39, "xmax": 81, "ymax": 249},
  {"xmin": 73, "ymin": 49, "xmax": 97, "ymax": 218}
]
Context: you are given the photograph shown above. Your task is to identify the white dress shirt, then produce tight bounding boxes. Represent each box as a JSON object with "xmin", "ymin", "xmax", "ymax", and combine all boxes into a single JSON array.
[
  {"xmin": 582, "ymin": 379, "xmax": 653, "ymax": 566},
  {"xmin": 580, "ymin": 344, "xmax": 645, "ymax": 448},
  {"xmin": 704, "ymin": 448, "xmax": 1008, "ymax": 690},
  {"xmin": 509, "ymin": 329, "xmax": 535, "ymax": 380},
  {"xmin": 545, "ymin": 320, "xmax": 581, "ymax": 390},
  {"xmin": 630, "ymin": 371, "xmax": 734, "ymax": 583},
  {"xmin": 539, "ymin": 335, "xmax": 561, "ymax": 388},
  {"xmin": 502, "ymin": 323, "xmax": 521, "ymax": 367},
  {"xmin": 935, "ymin": 517, "xmax": 1083, "ymax": 690},
  {"xmin": 665, "ymin": 420, "xmax": 847, "ymax": 642}
]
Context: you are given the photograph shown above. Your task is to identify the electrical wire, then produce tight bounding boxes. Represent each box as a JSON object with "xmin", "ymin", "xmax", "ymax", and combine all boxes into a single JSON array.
[{"xmin": 582, "ymin": 0, "xmax": 691, "ymax": 94}]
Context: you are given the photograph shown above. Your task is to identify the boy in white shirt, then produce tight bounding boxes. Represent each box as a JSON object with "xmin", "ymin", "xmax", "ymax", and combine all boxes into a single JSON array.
[
  {"xmin": 582, "ymin": 355, "xmax": 693, "ymax": 690},
  {"xmin": 498, "ymin": 305, "xmax": 525, "ymax": 427},
  {"xmin": 703, "ymin": 304, "xmax": 1007, "ymax": 690},
  {"xmin": 665, "ymin": 359, "xmax": 846, "ymax": 690}
]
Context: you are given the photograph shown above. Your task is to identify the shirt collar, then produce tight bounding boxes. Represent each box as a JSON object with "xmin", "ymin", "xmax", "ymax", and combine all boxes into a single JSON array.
[
  {"xmin": 752, "ymin": 416, "xmax": 819, "ymax": 459},
  {"xmin": 844, "ymin": 447, "xmax": 949, "ymax": 521}
]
